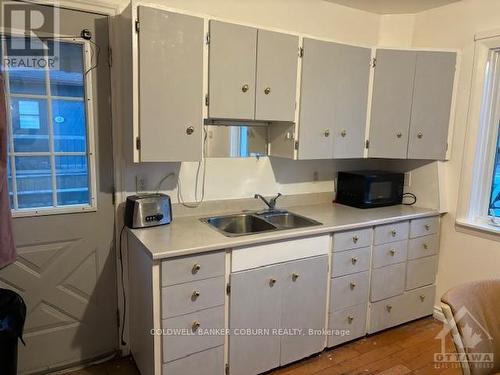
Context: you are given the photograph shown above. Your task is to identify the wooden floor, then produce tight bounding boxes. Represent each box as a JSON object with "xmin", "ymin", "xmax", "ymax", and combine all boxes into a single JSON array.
[{"xmin": 66, "ymin": 317, "xmax": 461, "ymax": 375}]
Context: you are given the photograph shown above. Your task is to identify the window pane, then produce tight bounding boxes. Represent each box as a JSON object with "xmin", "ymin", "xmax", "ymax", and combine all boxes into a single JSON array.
[
  {"xmin": 55, "ymin": 156, "xmax": 89, "ymax": 206},
  {"xmin": 10, "ymin": 98, "xmax": 49, "ymax": 152},
  {"xmin": 489, "ymin": 128, "xmax": 500, "ymax": 217},
  {"xmin": 15, "ymin": 156, "xmax": 53, "ymax": 209},
  {"xmin": 52, "ymin": 100, "xmax": 87, "ymax": 152},
  {"xmin": 4, "ymin": 37, "xmax": 47, "ymax": 95},
  {"xmin": 49, "ymin": 42, "xmax": 84, "ymax": 97}
]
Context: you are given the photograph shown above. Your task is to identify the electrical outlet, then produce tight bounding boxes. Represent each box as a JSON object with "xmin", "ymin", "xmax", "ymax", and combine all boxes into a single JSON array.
[
  {"xmin": 404, "ymin": 172, "xmax": 412, "ymax": 187},
  {"xmin": 136, "ymin": 175, "xmax": 147, "ymax": 192}
]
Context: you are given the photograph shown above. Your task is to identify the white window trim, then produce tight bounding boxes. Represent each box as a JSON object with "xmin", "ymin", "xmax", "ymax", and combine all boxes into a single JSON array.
[
  {"xmin": 2, "ymin": 35, "xmax": 98, "ymax": 217},
  {"xmin": 456, "ymin": 32, "xmax": 500, "ymax": 235}
]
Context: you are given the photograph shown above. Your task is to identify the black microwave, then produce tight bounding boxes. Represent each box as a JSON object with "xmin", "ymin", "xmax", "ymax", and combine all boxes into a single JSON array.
[{"xmin": 336, "ymin": 171, "xmax": 404, "ymax": 209}]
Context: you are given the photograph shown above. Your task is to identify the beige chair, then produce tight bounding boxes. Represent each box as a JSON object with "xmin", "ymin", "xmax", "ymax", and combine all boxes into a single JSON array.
[{"xmin": 441, "ymin": 280, "xmax": 500, "ymax": 375}]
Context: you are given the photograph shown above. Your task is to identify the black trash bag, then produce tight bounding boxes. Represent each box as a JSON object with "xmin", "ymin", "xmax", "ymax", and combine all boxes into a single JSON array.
[{"xmin": 0, "ymin": 288, "xmax": 27, "ymax": 375}]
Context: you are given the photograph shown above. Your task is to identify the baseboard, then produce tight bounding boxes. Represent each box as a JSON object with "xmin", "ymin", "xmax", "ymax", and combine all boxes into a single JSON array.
[{"xmin": 433, "ymin": 304, "xmax": 445, "ymax": 322}]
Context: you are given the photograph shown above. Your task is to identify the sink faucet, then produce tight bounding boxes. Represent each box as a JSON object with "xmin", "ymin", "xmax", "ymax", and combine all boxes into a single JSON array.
[{"xmin": 254, "ymin": 193, "xmax": 282, "ymax": 211}]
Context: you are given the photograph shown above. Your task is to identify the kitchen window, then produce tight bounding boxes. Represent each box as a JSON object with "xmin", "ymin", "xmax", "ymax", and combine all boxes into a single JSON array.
[{"xmin": 2, "ymin": 36, "xmax": 96, "ymax": 216}]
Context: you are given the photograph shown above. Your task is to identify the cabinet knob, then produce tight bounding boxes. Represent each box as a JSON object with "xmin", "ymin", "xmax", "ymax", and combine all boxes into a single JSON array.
[
  {"xmin": 386, "ymin": 305, "xmax": 393, "ymax": 312},
  {"xmin": 425, "ymin": 224, "xmax": 430, "ymax": 231},
  {"xmin": 292, "ymin": 273, "xmax": 299, "ymax": 282},
  {"xmin": 396, "ymin": 132, "xmax": 402, "ymax": 138},
  {"xmin": 192, "ymin": 290, "xmax": 200, "ymax": 300},
  {"xmin": 192, "ymin": 320, "xmax": 201, "ymax": 332},
  {"xmin": 264, "ymin": 87, "xmax": 271, "ymax": 95},
  {"xmin": 186, "ymin": 126, "xmax": 195, "ymax": 135},
  {"xmin": 347, "ymin": 315, "xmax": 354, "ymax": 324},
  {"xmin": 352, "ymin": 235, "xmax": 359, "ymax": 243},
  {"xmin": 341, "ymin": 130, "xmax": 347, "ymax": 138},
  {"xmin": 420, "ymin": 295, "xmax": 426, "ymax": 302},
  {"xmin": 417, "ymin": 132, "xmax": 423, "ymax": 139},
  {"xmin": 423, "ymin": 243, "xmax": 429, "ymax": 250},
  {"xmin": 390, "ymin": 229, "xmax": 397, "ymax": 237},
  {"xmin": 390, "ymin": 249, "xmax": 396, "ymax": 256},
  {"xmin": 324, "ymin": 129, "xmax": 330, "ymax": 137},
  {"xmin": 350, "ymin": 282, "xmax": 356, "ymax": 290},
  {"xmin": 192, "ymin": 264, "xmax": 201, "ymax": 274},
  {"xmin": 351, "ymin": 257, "xmax": 358, "ymax": 265},
  {"xmin": 242, "ymin": 84, "xmax": 249, "ymax": 93},
  {"xmin": 269, "ymin": 278, "xmax": 277, "ymax": 287}
]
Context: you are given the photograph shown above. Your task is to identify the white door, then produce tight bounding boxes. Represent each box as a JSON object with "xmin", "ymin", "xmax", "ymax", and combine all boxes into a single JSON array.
[{"xmin": 0, "ymin": 4, "xmax": 117, "ymax": 373}]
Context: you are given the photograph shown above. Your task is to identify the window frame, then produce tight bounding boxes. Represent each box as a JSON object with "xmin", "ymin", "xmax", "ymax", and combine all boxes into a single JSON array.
[{"xmin": 2, "ymin": 34, "xmax": 98, "ymax": 217}]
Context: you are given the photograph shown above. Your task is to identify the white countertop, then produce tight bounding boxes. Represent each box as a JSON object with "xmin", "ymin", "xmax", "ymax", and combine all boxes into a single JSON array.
[{"xmin": 128, "ymin": 203, "xmax": 439, "ymax": 260}]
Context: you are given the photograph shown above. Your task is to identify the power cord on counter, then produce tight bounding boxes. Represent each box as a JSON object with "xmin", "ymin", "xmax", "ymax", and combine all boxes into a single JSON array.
[{"xmin": 402, "ymin": 192, "xmax": 417, "ymax": 206}]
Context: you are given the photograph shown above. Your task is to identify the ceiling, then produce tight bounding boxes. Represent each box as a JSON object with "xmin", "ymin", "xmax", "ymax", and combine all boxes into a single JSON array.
[{"xmin": 324, "ymin": 0, "xmax": 461, "ymax": 14}]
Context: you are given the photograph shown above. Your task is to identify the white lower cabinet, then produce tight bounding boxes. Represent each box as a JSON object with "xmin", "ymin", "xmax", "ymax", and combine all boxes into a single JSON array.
[
  {"xmin": 162, "ymin": 346, "xmax": 224, "ymax": 375},
  {"xmin": 328, "ymin": 304, "xmax": 367, "ymax": 347}
]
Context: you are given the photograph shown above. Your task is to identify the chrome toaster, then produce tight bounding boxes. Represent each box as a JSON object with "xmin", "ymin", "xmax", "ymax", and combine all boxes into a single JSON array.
[{"xmin": 124, "ymin": 193, "xmax": 172, "ymax": 229}]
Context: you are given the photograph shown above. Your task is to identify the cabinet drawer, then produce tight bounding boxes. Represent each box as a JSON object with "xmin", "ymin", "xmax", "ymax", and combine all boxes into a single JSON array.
[
  {"xmin": 410, "ymin": 216, "xmax": 439, "ymax": 238},
  {"xmin": 408, "ymin": 234, "xmax": 439, "ymax": 260},
  {"xmin": 331, "ymin": 247, "xmax": 370, "ymax": 277},
  {"xmin": 404, "ymin": 285, "xmax": 436, "ymax": 322},
  {"xmin": 162, "ymin": 306, "xmax": 224, "ymax": 362},
  {"xmin": 162, "ymin": 251, "xmax": 225, "ymax": 286},
  {"xmin": 374, "ymin": 221, "xmax": 409, "ymax": 245},
  {"xmin": 328, "ymin": 304, "xmax": 367, "ymax": 347},
  {"xmin": 162, "ymin": 346, "xmax": 224, "ymax": 375},
  {"xmin": 406, "ymin": 256, "xmax": 437, "ymax": 290},
  {"xmin": 369, "ymin": 294, "xmax": 405, "ymax": 333},
  {"xmin": 370, "ymin": 262, "xmax": 406, "ymax": 302},
  {"xmin": 333, "ymin": 228, "xmax": 372, "ymax": 252},
  {"xmin": 330, "ymin": 272, "xmax": 369, "ymax": 311},
  {"xmin": 372, "ymin": 240, "xmax": 408, "ymax": 268},
  {"xmin": 162, "ymin": 276, "xmax": 225, "ymax": 318}
]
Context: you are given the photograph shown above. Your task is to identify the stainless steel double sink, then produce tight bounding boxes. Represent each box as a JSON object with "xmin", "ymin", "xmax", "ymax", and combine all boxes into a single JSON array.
[{"xmin": 200, "ymin": 210, "xmax": 322, "ymax": 237}]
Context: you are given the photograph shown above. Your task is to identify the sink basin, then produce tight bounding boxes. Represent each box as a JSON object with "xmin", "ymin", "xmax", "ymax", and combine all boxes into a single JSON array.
[
  {"xmin": 259, "ymin": 211, "xmax": 321, "ymax": 229},
  {"xmin": 201, "ymin": 211, "xmax": 322, "ymax": 237},
  {"xmin": 201, "ymin": 214, "xmax": 277, "ymax": 237}
]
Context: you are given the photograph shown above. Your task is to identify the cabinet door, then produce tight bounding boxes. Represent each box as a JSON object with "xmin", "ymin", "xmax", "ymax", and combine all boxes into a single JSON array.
[
  {"xmin": 369, "ymin": 49, "xmax": 417, "ymax": 159},
  {"xmin": 331, "ymin": 43, "xmax": 371, "ymax": 159},
  {"xmin": 138, "ymin": 7, "xmax": 203, "ymax": 161},
  {"xmin": 281, "ymin": 256, "xmax": 328, "ymax": 365},
  {"xmin": 255, "ymin": 30, "xmax": 298, "ymax": 122},
  {"xmin": 298, "ymin": 38, "xmax": 335, "ymax": 159},
  {"xmin": 209, "ymin": 21, "xmax": 257, "ymax": 120},
  {"xmin": 229, "ymin": 264, "xmax": 283, "ymax": 375},
  {"xmin": 407, "ymin": 51, "xmax": 456, "ymax": 159}
]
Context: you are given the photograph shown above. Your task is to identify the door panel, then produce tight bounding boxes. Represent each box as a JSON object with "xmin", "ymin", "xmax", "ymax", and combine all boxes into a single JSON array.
[
  {"xmin": 407, "ymin": 51, "xmax": 456, "ymax": 160},
  {"xmin": 280, "ymin": 256, "xmax": 328, "ymax": 365},
  {"xmin": 330, "ymin": 43, "xmax": 371, "ymax": 159},
  {"xmin": 229, "ymin": 264, "xmax": 283, "ymax": 375},
  {"xmin": 369, "ymin": 49, "xmax": 417, "ymax": 159},
  {"xmin": 209, "ymin": 21, "xmax": 257, "ymax": 120},
  {"xmin": 138, "ymin": 7, "xmax": 203, "ymax": 162},
  {"xmin": 0, "ymin": 5, "xmax": 116, "ymax": 373},
  {"xmin": 255, "ymin": 30, "xmax": 298, "ymax": 122}
]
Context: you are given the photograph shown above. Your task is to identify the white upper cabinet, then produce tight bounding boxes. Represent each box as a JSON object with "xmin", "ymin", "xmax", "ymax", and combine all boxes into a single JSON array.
[
  {"xmin": 298, "ymin": 38, "xmax": 371, "ymax": 160},
  {"xmin": 368, "ymin": 49, "xmax": 457, "ymax": 160},
  {"xmin": 136, "ymin": 6, "xmax": 204, "ymax": 162},
  {"xmin": 407, "ymin": 51, "xmax": 456, "ymax": 160},
  {"xmin": 368, "ymin": 49, "xmax": 417, "ymax": 159},
  {"xmin": 208, "ymin": 21, "xmax": 299, "ymax": 122}
]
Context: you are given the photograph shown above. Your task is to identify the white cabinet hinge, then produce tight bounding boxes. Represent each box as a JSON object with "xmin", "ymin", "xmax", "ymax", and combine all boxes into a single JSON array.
[
  {"xmin": 205, "ymin": 94, "xmax": 209, "ymax": 106},
  {"xmin": 135, "ymin": 20, "xmax": 140, "ymax": 33},
  {"xmin": 205, "ymin": 32, "xmax": 210, "ymax": 45},
  {"xmin": 136, "ymin": 137, "xmax": 141, "ymax": 150},
  {"xmin": 371, "ymin": 57, "xmax": 377, "ymax": 68},
  {"xmin": 365, "ymin": 140, "xmax": 370, "ymax": 149},
  {"xmin": 108, "ymin": 46, "xmax": 112, "ymax": 68},
  {"xmin": 226, "ymin": 283, "xmax": 231, "ymax": 295},
  {"xmin": 446, "ymin": 142, "xmax": 449, "ymax": 151},
  {"xmin": 294, "ymin": 140, "xmax": 299, "ymax": 150},
  {"xmin": 225, "ymin": 363, "xmax": 229, "ymax": 375},
  {"xmin": 299, "ymin": 47, "xmax": 304, "ymax": 58}
]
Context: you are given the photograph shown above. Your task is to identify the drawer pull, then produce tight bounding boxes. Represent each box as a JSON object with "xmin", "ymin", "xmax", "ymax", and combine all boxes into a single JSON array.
[
  {"xmin": 269, "ymin": 278, "xmax": 277, "ymax": 287},
  {"xmin": 351, "ymin": 257, "xmax": 358, "ymax": 265},
  {"xmin": 292, "ymin": 273, "xmax": 299, "ymax": 282},
  {"xmin": 192, "ymin": 264, "xmax": 201, "ymax": 274},
  {"xmin": 347, "ymin": 315, "xmax": 354, "ymax": 324},
  {"xmin": 390, "ymin": 229, "xmax": 397, "ymax": 237},
  {"xmin": 425, "ymin": 224, "xmax": 431, "ymax": 231},
  {"xmin": 386, "ymin": 305, "xmax": 393, "ymax": 313},
  {"xmin": 242, "ymin": 84, "xmax": 249, "ymax": 93},
  {"xmin": 349, "ymin": 282, "xmax": 356, "ymax": 290},
  {"xmin": 420, "ymin": 295, "xmax": 426, "ymax": 302},
  {"xmin": 389, "ymin": 249, "xmax": 396, "ymax": 256},
  {"xmin": 191, "ymin": 290, "xmax": 200, "ymax": 300},
  {"xmin": 352, "ymin": 235, "xmax": 359, "ymax": 243},
  {"xmin": 192, "ymin": 320, "xmax": 201, "ymax": 332},
  {"xmin": 423, "ymin": 243, "xmax": 429, "ymax": 250}
]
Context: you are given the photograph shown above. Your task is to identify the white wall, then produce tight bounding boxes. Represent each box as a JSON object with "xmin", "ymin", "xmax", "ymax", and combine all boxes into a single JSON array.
[{"xmin": 408, "ymin": 0, "xmax": 500, "ymax": 302}]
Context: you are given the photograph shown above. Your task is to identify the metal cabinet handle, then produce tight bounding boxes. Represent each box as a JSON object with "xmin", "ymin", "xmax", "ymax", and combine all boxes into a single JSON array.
[
  {"xmin": 386, "ymin": 305, "xmax": 393, "ymax": 312},
  {"xmin": 351, "ymin": 257, "xmax": 358, "ymax": 265},
  {"xmin": 390, "ymin": 229, "xmax": 397, "ymax": 237},
  {"xmin": 192, "ymin": 264, "xmax": 201, "ymax": 274},
  {"xmin": 186, "ymin": 126, "xmax": 195, "ymax": 135},
  {"xmin": 347, "ymin": 315, "xmax": 354, "ymax": 324},
  {"xmin": 192, "ymin": 291, "xmax": 200, "ymax": 300},
  {"xmin": 396, "ymin": 132, "xmax": 402, "ymax": 138},
  {"xmin": 192, "ymin": 320, "xmax": 201, "ymax": 332},
  {"xmin": 264, "ymin": 87, "xmax": 271, "ymax": 95},
  {"xmin": 242, "ymin": 84, "xmax": 249, "ymax": 93},
  {"xmin": 352, "ymin": 235, "xmax": 359, "ymax": 243},
  {"xmin": 390, "ymin": 249, "xmax": 396, "ymax": 256},
  {"xmin": 420, "ymin": 295, "xmax": 426, "ymax": 302},
  {"xmin": 350, "ymin": 282, "xmax": 356, "ymax": 290},
  {"xmin": 340, "ymin": 130, "xmax": 347, "ymax": 138},
  {"xmin": 417, "ymin": 132, "xmax": 423, "ymax": 139},
  {"xmin": 269, "ymin": 278, "xmax": 277, "ymax": 287},
  {"xmin": 324, "ymin": 129, "xmax": 330, "ymax": 137},
  {"xmin": 292, "ymin": 273, "xmax": 299, "ymax": 282},
  {"xmin": 425, "ymin": 224, "xmax": 430, "ymax": 231}
]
